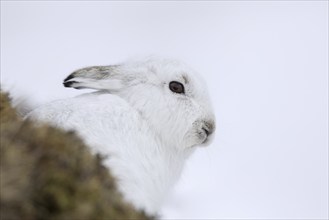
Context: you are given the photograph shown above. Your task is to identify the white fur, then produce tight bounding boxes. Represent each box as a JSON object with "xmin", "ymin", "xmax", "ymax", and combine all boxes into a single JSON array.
[{"xmin": 26, "ymin": 57, "xmax": 216, "ymax": 215}]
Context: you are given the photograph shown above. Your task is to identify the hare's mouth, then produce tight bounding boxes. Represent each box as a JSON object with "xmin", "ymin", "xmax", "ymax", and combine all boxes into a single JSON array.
[
  {"xmin": 196, "ymin": 129, "xmax": 208, "ymax": 146},
  {"xmin": 198, "ymin": 128, "xmax": 214, "ymax": 147},
  {"xmin": 184, "ymin": 121, "xmax": 215, "ymax": 148}
]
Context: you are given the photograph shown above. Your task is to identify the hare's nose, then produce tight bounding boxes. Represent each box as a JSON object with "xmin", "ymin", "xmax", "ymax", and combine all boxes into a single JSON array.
[{"xmin": 202, "ymin": 120, "xmax": 215, "ymax": 137}]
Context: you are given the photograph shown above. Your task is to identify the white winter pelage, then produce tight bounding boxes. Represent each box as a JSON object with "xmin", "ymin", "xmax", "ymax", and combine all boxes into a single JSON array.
[{"xmin": 26, "ymin": 57, "xmax": 216, "ymax": 215}]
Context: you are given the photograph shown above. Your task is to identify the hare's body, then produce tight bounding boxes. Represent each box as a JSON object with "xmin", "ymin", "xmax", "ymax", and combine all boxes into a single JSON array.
[
  {"xmin": 27, "ymin": 57, "xmax": 215, "ymax": 215},
  {"xmin": 28, "ymin": 92, "xmax": 191, "ymax": 214}
]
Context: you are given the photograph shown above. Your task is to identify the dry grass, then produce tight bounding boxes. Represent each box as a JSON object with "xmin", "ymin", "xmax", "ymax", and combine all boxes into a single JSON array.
[{"xmin": 0, "ymin": 92, "xmax": 152, "ymax": 220}]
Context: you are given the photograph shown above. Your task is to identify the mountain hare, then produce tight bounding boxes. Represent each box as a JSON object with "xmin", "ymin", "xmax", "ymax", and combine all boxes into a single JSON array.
[{"xmin": 27, "ymin": 57, "xmax": 215, "ymax": 215}]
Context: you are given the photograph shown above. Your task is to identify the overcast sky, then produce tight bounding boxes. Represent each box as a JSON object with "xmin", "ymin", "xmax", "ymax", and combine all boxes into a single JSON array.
[{"xmin": 1, "ymin": 1, "xmax": 328, "ymax": 219}]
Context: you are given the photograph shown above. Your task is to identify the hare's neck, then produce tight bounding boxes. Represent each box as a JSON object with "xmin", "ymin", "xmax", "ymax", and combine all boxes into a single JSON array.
[{"xmin": 107, "ymin": 142, "xmax": 193, "ymax": 215}]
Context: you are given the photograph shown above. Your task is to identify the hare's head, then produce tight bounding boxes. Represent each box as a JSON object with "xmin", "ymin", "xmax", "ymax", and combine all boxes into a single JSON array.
[{"xmin": 63, "ymin": 57, "xmax": 215, "ymax": 149}]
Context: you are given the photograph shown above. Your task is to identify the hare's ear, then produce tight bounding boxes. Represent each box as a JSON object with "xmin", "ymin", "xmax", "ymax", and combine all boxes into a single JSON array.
[{"xmin": 63, "ymin": 65, "xmax": 125, "ymax": 91}]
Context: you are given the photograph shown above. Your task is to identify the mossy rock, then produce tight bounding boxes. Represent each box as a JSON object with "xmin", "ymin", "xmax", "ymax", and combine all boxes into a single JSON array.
[{"xmin": 0, "ymin": 92, "xmax": 152, "ymax": 220}]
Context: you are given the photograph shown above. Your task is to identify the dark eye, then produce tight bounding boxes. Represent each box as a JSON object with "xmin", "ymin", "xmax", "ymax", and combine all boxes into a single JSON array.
[{"xmin": 169, "ymin": 81, "xmax": 185, "ymax": 94}]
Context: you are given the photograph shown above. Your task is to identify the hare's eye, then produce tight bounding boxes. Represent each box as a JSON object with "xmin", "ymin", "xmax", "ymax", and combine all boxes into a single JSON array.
[{"xmin": 169, "ymin": 81, "xmax": 185, "ymax": 94}]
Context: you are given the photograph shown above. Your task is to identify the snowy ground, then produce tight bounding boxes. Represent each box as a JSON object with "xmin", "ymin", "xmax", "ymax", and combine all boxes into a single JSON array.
[{"xmin": 1, "ymin": 1, "xmax": 328, "ymax": 219}]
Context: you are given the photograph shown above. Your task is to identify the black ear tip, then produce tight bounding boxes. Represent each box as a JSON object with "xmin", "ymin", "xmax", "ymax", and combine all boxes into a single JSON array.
[
  {"xmin": 63, "ymin": 74, "xmax": 74, "ymax": 82},
  {"xmin": 63, "ymin": 81, "xmax": 76, "ymax": 87}
]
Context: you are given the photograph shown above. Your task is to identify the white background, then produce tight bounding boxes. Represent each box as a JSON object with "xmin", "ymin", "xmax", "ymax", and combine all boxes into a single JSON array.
[{"xmin": 1, "ymin": 1, "xmax": 328, "ymax": 219}]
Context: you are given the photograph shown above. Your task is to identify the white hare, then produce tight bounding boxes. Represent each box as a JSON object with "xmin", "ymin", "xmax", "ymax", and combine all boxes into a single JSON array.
[{"xmin": 26, "ymin": 57, "xmax": 215, "ymax": 215}]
